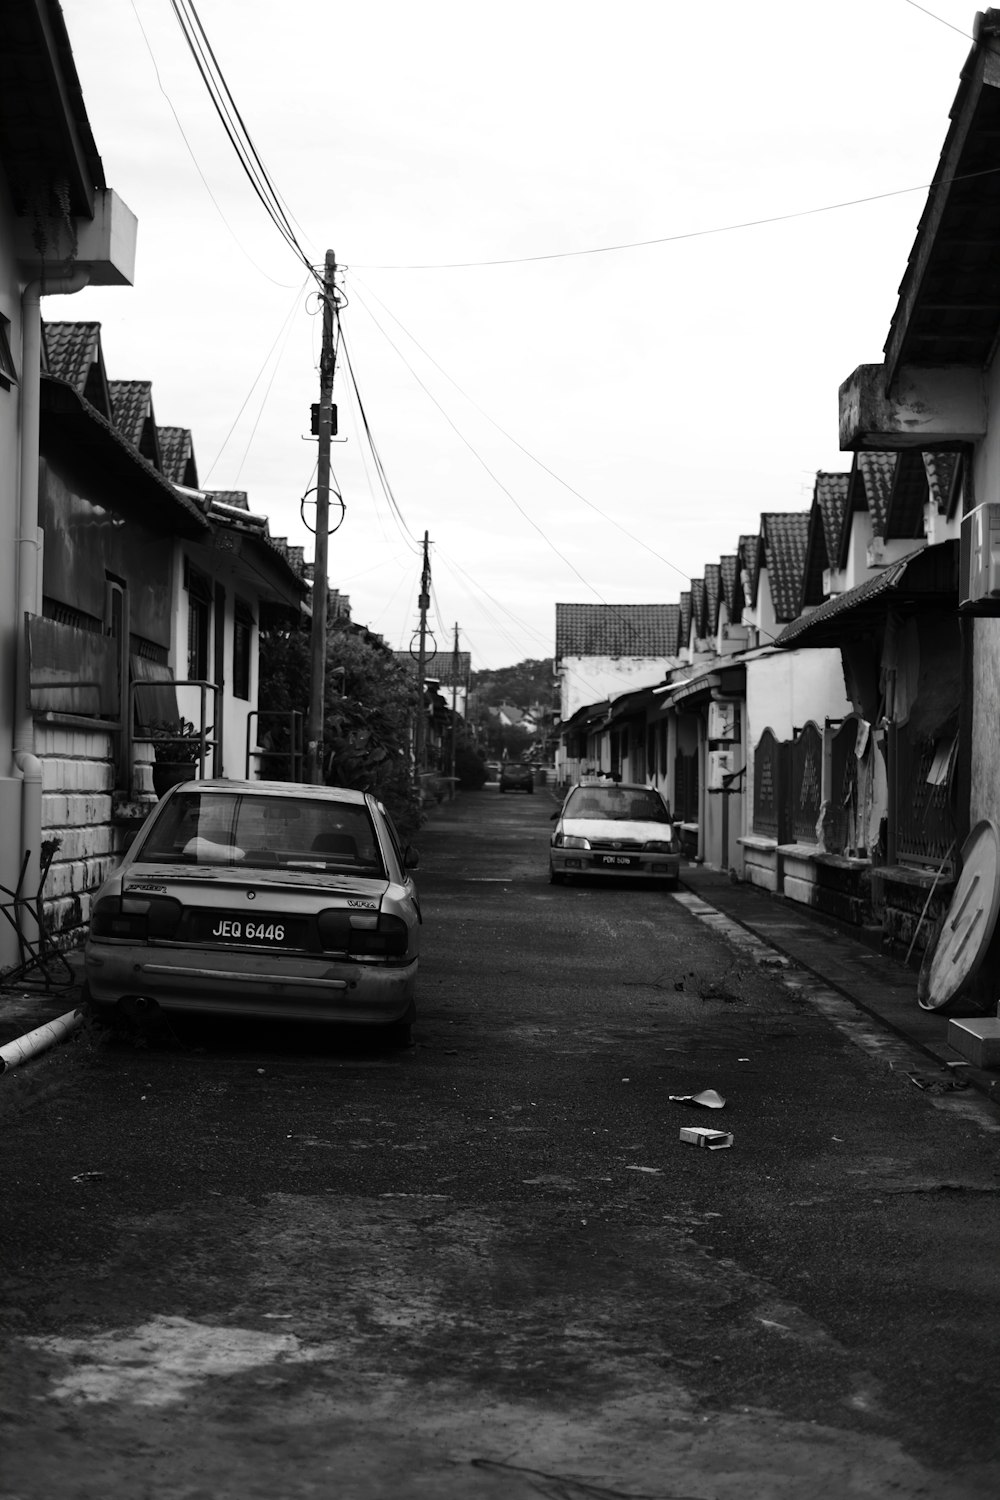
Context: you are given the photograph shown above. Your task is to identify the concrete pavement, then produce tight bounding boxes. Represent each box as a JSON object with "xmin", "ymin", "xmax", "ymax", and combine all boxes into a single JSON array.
[{"xmin": 680, "ymin": 862, "xmax": 1000, "ymax": 1111}]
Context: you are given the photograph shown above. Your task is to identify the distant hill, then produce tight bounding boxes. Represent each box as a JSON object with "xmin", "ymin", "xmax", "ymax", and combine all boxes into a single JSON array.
[{"xmin": 469, "ymin": 658, "xmax": 557, "ymax": 711}]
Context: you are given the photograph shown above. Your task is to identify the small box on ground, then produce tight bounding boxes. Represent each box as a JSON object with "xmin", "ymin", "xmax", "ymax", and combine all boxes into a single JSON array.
[
  {"xmin": 947, "ymin": 1017, "xmax": 1000, "ymax": 1070},
  {"xmin": 679, "ymin": 1126, "xmax": 733, "ymax": 1150}
]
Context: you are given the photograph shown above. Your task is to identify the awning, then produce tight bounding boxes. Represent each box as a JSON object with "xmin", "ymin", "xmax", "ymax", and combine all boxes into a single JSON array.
[
  {"xmin": 655, "ymin": 661, "xmax": 746, "ymax": 710},
  {"xmin": 559, "ymin": 699, "xmax": 611, "ymax": 736},
  {"xmin": 774, "ymin": 541, "xmax": 958, "ymax": 650}
]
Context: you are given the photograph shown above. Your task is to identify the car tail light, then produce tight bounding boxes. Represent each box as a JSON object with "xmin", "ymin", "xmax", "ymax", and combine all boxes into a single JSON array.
[
  {"xmin": 91, "ymin": 894, "xmax": 182, "ymax": 941},
  {"xmin": 317, "ymin": 909, "xmax": 410, "ymax": 961}
]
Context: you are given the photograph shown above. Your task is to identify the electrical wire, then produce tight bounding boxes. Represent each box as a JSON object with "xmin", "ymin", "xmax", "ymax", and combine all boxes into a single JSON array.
[
  {"xmin": 338, "ymin": 328, "xmax": 422, "ymax": 552},
  {"xmin": 353, "ymin": 163, "xmax": 1000, "ymax": 272},
  {"xmin": 126, "ymin": 0, "xmax": 300, "ymax": 289},
  {"xmin": 347, "ymin": 289, "xmax": 636, "ymax": 626},
  {"xmin": 168, "ymin": 0, "xmax": 324, "ymax": 290},
  {"xmin": 903, "ymin": 1, "xmax": 973, "ymax": 39},
  {"xmin": 350, "ymin": 273, "xmax": 697, "ymax": 593},
  {"xmin": 203, "ymin": 274, "xmax": 310, "ymax": 481}
]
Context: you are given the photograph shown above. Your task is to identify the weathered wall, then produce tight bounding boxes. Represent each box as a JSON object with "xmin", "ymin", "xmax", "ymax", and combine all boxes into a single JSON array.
[
  {"xmin": 559, "ymin": 655, "xmax": 669, "ymax": 721},
  {"xmin": 970, "ymin": 356, "xmax": 1000, "ymax": 832},
  {"xmin": 971, "ymin": 615, "xmax": 1000, "ymax": 829},
  {"xmin": 36, "ymin": 722, "xmax": 119, "ymax": 946}
]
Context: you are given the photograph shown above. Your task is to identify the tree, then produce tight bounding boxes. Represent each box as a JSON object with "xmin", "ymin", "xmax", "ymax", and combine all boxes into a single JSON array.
[{"xmin": 258, "ymin": 616, "xmax": 423, "ymax": 839}]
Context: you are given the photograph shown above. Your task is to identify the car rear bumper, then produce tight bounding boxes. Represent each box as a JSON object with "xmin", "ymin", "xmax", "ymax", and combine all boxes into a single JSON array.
[{"xmin": 84, "ymin": 943, "xmax": 417, "ymax": 1024}]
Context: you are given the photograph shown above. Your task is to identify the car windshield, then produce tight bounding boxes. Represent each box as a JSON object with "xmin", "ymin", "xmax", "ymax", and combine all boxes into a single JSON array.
[
  {"xmin": 137, "ymin": 791, "xmax": 387, "ymax": 876},
  {"xmin": 565, "ymin": 787, "xmax": 671, "ymax": 823}
]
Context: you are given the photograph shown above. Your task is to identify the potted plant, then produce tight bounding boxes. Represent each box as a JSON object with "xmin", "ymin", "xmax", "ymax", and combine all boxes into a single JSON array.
[{"xmin": 146, "ymin": 719, "xmax": 209, "ymax": 797}]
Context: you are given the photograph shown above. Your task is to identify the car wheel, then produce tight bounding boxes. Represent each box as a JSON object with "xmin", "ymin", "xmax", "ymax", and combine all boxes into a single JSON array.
[
  {"xmin": 527, "ymin": 786, "xmax": 534, "ymax": 794},
  {"xmin": 549, "ymin": 865, "xmax": 565, "ymax": 885}
]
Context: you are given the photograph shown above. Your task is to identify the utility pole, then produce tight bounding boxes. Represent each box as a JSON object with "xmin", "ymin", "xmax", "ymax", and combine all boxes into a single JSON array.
[
  {"xmin": 306, "ymin": 250, "xmax": 337, "ymax": 784},
  {"xmin": 449, "ymin": 621, "xmax": 460, "ymax": 787},
  {"xmin": 413, "ymin": 532, "xmax": 431, "ymax": 785}
]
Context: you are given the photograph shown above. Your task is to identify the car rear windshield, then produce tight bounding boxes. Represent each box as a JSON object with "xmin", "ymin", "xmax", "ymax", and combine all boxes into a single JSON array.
[
  {"xmin": 566, "ymin": 787, "xmax": 671, "ymax": 822},
  {"xmin": 137, "ymin": 791, "xmax": 387, "ymax": 876}
]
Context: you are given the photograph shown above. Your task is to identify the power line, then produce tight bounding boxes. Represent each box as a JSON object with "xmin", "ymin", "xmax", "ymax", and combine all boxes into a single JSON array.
[
  {"xmin": 337, "ymin": 328, "xmax": 422, "ymax": 553},
  {"xmin": 126, "ymin": 0, "xmax": 300, "ymax": 289},
  {"xmin": 349, "ymin": 273, "xmax": 697, "ymax": 592},
  {"xmin": 903, "ymin": 0, "xmax": 974, "ymax": 39},
  {"xmin": 354, "ymin": 165, "xmax": 999, "ymax": 272},
  {"xmin": 204, "ymin": 274, "xmax": 310, "ymax": 481},
  {"xmin": 168, "ymin": 0, "xmax": 322, "ymax": 288},
  {"xmin": 348, "ymin": 287, "xmax": 633, "ymax": 617}
]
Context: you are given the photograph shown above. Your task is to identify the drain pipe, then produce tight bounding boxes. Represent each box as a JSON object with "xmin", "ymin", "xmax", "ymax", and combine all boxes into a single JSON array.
[{"xmin": 15, "ymin": 272, "xmax": 90, "ymax": 932}]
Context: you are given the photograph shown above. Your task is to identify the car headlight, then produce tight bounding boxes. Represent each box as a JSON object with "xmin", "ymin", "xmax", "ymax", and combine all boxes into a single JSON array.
[
  {"xmin": 560, "ymin": 834, "xmax": 591, "ymax": 850},
  {"xmin": 643, "ymin": 840, "xmax": 675, "ymax": 853}
]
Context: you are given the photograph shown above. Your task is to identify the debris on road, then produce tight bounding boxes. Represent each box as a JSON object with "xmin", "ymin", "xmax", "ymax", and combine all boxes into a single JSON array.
[
  {"xmin": 668, "ymin": 1088, "xmax": 726, "ymax": 1109},
  {"xmin": 679, "ymin": 1127, "xmax": 734, "ymax": 1151}
]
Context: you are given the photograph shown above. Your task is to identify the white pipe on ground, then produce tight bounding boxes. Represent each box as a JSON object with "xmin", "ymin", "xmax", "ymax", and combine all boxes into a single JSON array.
[{"xmin": 0, "ymin": 1008, "xmax": 83, "ymax": 1073}]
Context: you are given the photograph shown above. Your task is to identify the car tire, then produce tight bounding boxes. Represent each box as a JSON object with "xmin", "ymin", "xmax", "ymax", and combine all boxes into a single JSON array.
[
  {"xmin": 527, "ymin": 786, "xmax": 534, "ymax": 794},
  {"xmin": 549, "ymin": 865, "xmax": 565, "ymax": 885}
]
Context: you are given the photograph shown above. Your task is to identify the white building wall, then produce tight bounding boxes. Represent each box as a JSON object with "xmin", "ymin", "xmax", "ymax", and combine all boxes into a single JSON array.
[
  {"xmin": 747, "ymin": 648, "xmax": 849, "ymax": 744},
  {"xmin": 559, "ymin": 655, "xmax": 670, "ymax": 720},
  {"xmin": 745, "ymin": 648, "xmax": 851, "ymax": 846}
]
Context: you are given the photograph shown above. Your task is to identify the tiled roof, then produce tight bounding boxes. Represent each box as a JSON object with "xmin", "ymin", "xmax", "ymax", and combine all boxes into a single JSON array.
[
  {"xmin": 679, "ymin": 592, "xmax": 691, "ymax": 650},
  {"xmin": 690, "ymin": 578, "xmax": 706, "ymax": 638},
  {"xmin": 158, "ymin": 427, "xmax": 198, "ymax": 487},
  {"xmin": 739, "ymin": 534, "xmax": 760, "ymax": 605},
  {"xmin": 857, "ymin": 452, "xmax": 898, "ymax": 538},
  {"xmin": 42, "ymin": 321, "xmax": 111, "ymax": 415},
  {"xmin": 719, "ymin": 555, "xmax": 739, "ymax": 618},
  {"xmin": 555, "ymin": 603, "xmax": 681, "ymax": 659},
  {"xmin": 923, "ymin": 452, "xmax": 961, "ymax": 515},
  {"xmin": 885, "ymin": 449, "xmax": 928, "ymax": 541},
  {"xmin": 760, "ymin": 512, "xmax": 810, "ymax": 622},
  {"xmin": 802, "ymin": 473, "xmax": 850, "ymax": 610},
  {"xmin": 704, "ymin": 564, "xmax": 720, "ymax": 635},
  {"xmin": 815, "ymin": 472, "xmax": 850, "ymax": 564},
  {"xmin": 394, "ymin": 649, "xmax": 471, "ymax": 685},
  {"xmin": 109, "ymin": 379, "xmax": 150, "ymax": 446}
]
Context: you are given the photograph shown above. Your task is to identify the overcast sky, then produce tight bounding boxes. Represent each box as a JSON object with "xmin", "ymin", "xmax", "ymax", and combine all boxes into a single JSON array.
[{"xmin": 49, "ymin": 0, "xmax": 974, "ymax": 670}]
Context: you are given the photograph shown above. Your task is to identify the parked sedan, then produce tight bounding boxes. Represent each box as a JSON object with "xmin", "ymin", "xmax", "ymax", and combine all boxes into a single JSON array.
[
  {"xmin": 499, "ymin": 761, "xmax": 535, "ymax": 793},
  {"xmin": 84, "ymin": 780, "xmax": 421, "ymax": 1043},
  {"xmin": 549, "ymin": 781, "xmax": 680, "ymax": 886}
]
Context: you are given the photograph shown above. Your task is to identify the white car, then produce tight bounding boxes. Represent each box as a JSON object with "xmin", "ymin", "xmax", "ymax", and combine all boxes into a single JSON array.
[
  {"xmin": 84, "ymin": 780, "xmax": 421, "ymax": 1044},
  {"xmin": 549, "ymin": 781, "xmax": 680, "ymax": 887}
]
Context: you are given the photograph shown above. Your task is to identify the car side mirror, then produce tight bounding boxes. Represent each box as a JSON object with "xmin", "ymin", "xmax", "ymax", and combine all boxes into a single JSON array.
[{"xmin": 403, "ymin": 845, "xmax": 420, "ymax": 871}]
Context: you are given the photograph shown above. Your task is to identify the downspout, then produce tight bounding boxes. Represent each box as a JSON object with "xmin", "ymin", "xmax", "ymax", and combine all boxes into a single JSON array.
[{"xmin": 15, "ymin": 272, "xmax": 90, "ymax": 930}]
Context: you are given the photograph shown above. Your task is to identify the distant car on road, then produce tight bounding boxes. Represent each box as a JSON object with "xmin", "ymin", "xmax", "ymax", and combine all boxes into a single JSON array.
[
  {"xmin": 485, "ymin": 761, "xmax": 502, "ymax": 782},
  {"xmin": 499, "ymin": 762, "xmax": 534, "ymax": 794},
  {"xmin": 549, "ymin": 780, "xmax": 680, "ymax": 886},
  {"xmin": 84, "ymin": 780, "xmax": 421, "ymax": 1044}
]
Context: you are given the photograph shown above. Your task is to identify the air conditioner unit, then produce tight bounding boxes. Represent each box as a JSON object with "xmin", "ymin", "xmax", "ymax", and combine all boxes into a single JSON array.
[
  {"xmin": 707, "ymin": 701, "xmax": 738, "ymax": 742},
  {"xmin": 707, "ymin": 749, "xmax": 735, "ymax": 790},
  {"xmin": 960, "ymin": 502, "xmax": 1000, "ymax": 611}
]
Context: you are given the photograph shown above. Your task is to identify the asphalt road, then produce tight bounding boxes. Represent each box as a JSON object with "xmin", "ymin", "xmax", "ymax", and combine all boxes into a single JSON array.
[{"xmin": 2, "ymin": 787, "xmax": 999, "ymax": 1499}]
